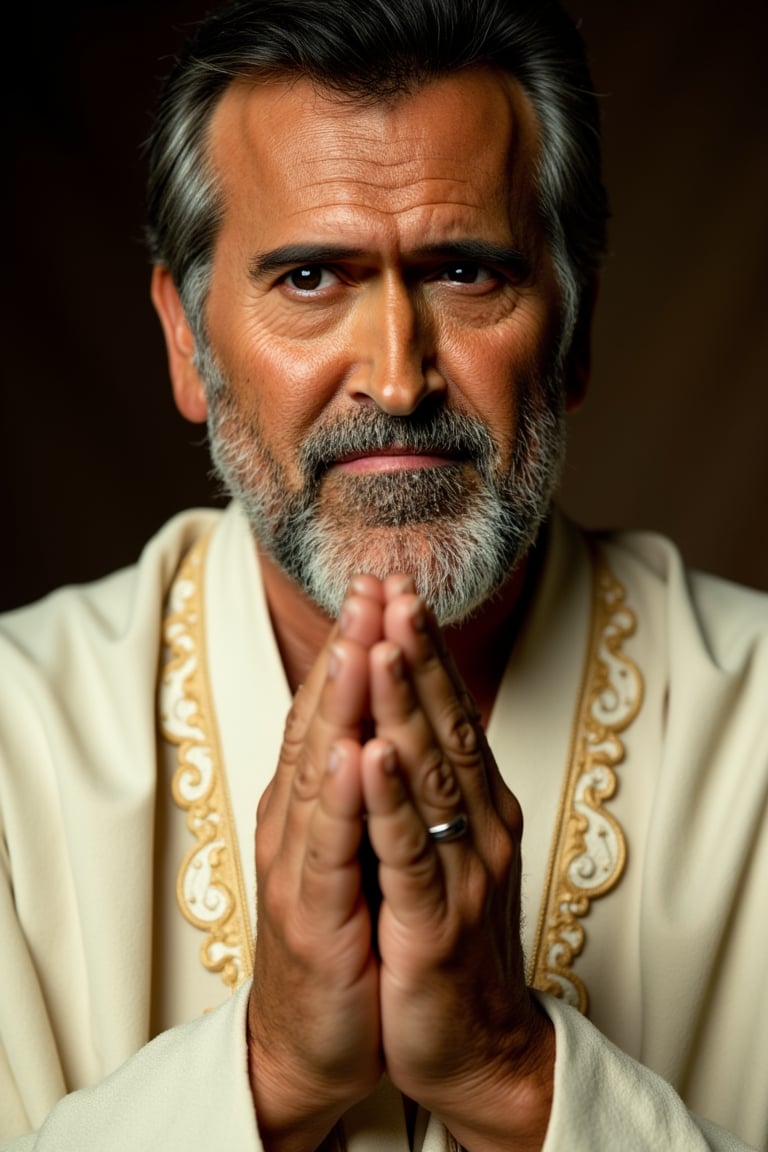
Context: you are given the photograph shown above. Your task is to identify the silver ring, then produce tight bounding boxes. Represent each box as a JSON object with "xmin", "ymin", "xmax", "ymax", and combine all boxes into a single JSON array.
[{"xmin": 427, "ymin": 813, "xmax": 469, "ymax": 843}]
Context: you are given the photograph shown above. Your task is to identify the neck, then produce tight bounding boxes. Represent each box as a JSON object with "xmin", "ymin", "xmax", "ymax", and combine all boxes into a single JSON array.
[
  {"xmin": 439, "ymin": 565, "xmax": 531, "ymax": 726},
  {"xmin": 257, "ymin": 547, "xmax": 339, "ymax": 692},
  {"xmin": 257, "ymin": 540, "xmax": 544, "ymax": 727}
]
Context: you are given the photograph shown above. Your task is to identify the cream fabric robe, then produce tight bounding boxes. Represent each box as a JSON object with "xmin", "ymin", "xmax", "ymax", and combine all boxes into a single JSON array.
[{"xmin": 0, "ymin": 503, "xmax": 765, "ymax": 1150}]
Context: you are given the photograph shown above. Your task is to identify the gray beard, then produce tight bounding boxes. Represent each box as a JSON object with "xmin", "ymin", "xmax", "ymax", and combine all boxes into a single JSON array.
[{"xmin": 202, "ymin": 352, "xmax": 565, "ymax": 624}]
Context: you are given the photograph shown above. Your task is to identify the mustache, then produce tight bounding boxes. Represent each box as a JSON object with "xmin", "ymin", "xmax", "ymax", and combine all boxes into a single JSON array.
[{"xmin": 298, "ymin": 406, "xmax": 498, "ymax": 483}]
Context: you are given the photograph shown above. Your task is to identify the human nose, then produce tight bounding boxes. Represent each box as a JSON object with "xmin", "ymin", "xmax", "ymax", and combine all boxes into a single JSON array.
[{"xmin": 345, "ymin": 278, "xmax": 446, "ymax": 415}]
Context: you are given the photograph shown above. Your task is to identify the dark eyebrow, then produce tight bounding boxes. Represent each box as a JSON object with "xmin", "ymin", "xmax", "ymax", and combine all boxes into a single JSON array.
[
  {"xmin": 411, "ymin": 241, "xmax": 531, "ymax": 277},
  {"xmin": 248, "ymin": 239, "xmax": 532, "ymax": 282},
  {"xmin": 249, "ymin": 245, "xmax": 367, "ymax": 281}
]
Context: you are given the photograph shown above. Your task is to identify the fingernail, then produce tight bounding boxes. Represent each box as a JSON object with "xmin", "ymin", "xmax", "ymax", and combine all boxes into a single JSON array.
[
  {"xmin": 387, "ymin": 646, "xmax": 405, "ymax": 680},
  {"xmin": 390, "ymin": 574, "xmax": 414, "ymax": 595},
  {"xmin": 409, "ymin": 598, "xmax": 428, "ymax": 632},
  {"xmin": 380, "ymin": 744, "xmax": 397, "ymax": 775},
  {"xmin": 327, "ymin": 644, "xmax": 343, "ymax": 679},
  {"xmin": 327, "ymin": 744, "xmax": 342, "ymax": 774}
]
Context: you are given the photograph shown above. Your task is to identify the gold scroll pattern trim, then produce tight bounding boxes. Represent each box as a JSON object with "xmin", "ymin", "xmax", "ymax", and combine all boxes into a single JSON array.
[
  {"xmin": 529, "ymin": 548, "xmax": 643, "ymax": 1014},
  {"xmin": 159, "ymin": 532, "xmax": 254, "ymax": 993}
]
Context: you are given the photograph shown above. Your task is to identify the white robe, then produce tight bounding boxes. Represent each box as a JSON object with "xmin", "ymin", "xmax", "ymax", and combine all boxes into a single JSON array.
[{"xmin": 0, "ymin": 503, "xmax": 765, "ymax": 1150}]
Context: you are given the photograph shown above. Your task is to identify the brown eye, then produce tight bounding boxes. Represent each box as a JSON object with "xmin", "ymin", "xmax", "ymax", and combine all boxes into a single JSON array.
[
  {"xmin": 448, "ymin": 263, "xmax": 477, "ymax": 282},
  {"xmin": 286, "ymin": 266, "xmax": 332, "ymax": 291},
  {"xmin": 440, "ymin": 263, "xmax": 494, "ymax": 285}
]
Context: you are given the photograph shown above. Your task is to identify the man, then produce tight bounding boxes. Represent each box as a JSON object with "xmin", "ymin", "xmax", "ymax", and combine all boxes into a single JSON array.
[{"xmin": 1, "ymin": 0, "xmax": 766, "ymax": 1149}]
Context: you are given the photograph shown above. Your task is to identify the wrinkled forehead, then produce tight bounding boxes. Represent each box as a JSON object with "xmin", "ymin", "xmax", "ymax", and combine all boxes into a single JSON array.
[{"xmin": 206, "ymin": 66, "xmax": 544, "ymax": 245}]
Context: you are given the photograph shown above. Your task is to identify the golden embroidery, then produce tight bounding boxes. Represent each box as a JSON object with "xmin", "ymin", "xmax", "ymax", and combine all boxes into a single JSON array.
[
  {"xmin": 157, "ymin": 528, "xmax": 640, "ymax": 1013},
  {"xmin": 159, "ymin": 533, "xmax": 253, "ymax": 992},
  {"xmin": 529, "ymin": 548, "xmax": 643, "ymax": 1013}
]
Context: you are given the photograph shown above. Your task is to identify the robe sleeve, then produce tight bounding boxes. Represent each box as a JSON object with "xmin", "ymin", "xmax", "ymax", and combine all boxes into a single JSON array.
[
  {"xmin": 2, "ymin": 987, "xmax": 758, "ymax": 1151},
  {"xmin": 536, "ymin": 993, "xmax": 756, "ymax": 1151},
  {"xmin": 0, "ymin": 985, "xmax": 261, "ymax": 1151}
]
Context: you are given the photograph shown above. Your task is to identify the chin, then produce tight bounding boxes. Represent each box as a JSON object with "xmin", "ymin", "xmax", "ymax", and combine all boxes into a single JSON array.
[{"xmin": 292, "ymin": 514, "xmax": 522, "ymax": 627}]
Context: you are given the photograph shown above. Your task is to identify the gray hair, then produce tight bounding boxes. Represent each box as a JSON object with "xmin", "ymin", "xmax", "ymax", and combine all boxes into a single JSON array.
[{"xmin": 145, "ymin": 0, "xmax": 608, "ymax": 349}]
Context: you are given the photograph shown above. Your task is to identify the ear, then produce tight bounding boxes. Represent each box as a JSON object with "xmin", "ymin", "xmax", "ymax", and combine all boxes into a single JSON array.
[
  {"xmin": 563, "ymin": 275, "xmax": 599, "ymax": 413},
  {"xmin": 150, "ymin": 265, "xmax": 208, "ymax": 424}
]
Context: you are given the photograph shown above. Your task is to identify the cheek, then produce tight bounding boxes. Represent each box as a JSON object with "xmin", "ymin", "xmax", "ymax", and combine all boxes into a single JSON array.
[
  {"xmin": 437, "ymin": 322, "xmax": 533, "ymax": 430},
  {"xmin": 218, "ymin": 336, "xmax": 347, "ymax": 486},
  {"xmin": 245, "ymin": 338, "xmax": 347, "ymax": 430},
  {"xmin": 226, "ymin": 301, "xmax": 373, "ymax": 438}
]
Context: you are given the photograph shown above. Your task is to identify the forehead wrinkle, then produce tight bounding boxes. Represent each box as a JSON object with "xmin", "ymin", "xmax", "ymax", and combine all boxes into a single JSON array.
[
  {"xmin": 282, "ymin": 184, "xmax": 501, "ymax": 216},
  {"xmin": 283, "ymin": 154, "xmax": 503, "ymax": 216},
  {"xmin": 290, "ymin": 170, "xmax": 476, "ymax": 189},
  {"xmin": 210, "ymin": 69, "xmax": 544, "ymax": 261},
  {"xmin": 216, "ymin": 78, "xmax": 527, "ymax": 185},
  {"xmin": 279, "ymin": 174, "xmax": 529, "ymax": 253},
  {"xmin": 282, "ymin": 134, "xmax": 504, "ymax": 170},
  {"xmin": 284, "ymin": 154, "xmax": 482, "ymax": 189},
  {"xmin": 291, "ymin": 164, "xmax": 478, "ymax": 185},
  {"xmin": 282, "ymin": 181, "xmax": 522, "ymax": 242},
  {"xmin": 279, "ymin": 134, "xmax": 531, "ymax": 226},
  {"xmin": 286, "ymin": 180, "xmax": 485, "ymax": 218}
]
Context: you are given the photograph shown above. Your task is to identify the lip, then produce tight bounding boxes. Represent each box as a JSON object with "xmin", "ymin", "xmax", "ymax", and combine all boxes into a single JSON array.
[{"xmin": 333, "ymin": 449, "xmax": 456, "ymax": 474}]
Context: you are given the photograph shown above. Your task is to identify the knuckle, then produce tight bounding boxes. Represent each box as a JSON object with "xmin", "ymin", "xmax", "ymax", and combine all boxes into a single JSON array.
[
  {"xmin": 494, "ymin": 831, "xmax": 517, "ymax": 877},
  {"xmin": 292, "ymin": 753, "xmax": 322, "ymax": 800},
  {"xmin": 378, "ymin": 812, "xmax": 435, "ymax": 874},
  {"xmin": 485, "ymin": 817, "xmax": 519, "ymax": 882},
  {"xmin": 419, "ymin": 747, "xmax": 461, "ymax": 807},
  {"xmin": 402, "ymin": 832, "xmax": 438, "ymax": 880},
  {"xmin": 303, "ymin": 838, "xmax": 333, "ymax": 877},
  {"xmin": 281, "ymin": 688, "xmax": 311, "ymax": 760},
  {"xmin": 499, "ymin": 788, "xmax": 524, "ymax": 838},
  {"xmin": 439, "ymin": 699, "xmax": 481, "ymax": 764}
]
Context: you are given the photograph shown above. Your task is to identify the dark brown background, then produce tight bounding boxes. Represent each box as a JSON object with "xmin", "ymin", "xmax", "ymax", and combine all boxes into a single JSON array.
[{"xmin": 7, "ymin": 1, "xmax": 768, "ymax": 612}]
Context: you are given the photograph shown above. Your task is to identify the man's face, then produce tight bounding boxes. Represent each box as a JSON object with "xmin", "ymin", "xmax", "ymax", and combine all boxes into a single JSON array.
[{"xmin": 194, "ymin": 68, "xmax": 568, "ymax": 622}]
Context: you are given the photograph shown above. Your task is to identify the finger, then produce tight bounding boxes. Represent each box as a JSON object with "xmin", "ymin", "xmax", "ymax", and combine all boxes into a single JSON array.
[
  {"xmin": 368, "ymin": 625, "xmax": 487, "ymax": 825},
  {"xmin": 259, "ymin": 740, "xmax": 366, "ymax": 949},
  {"xmin": 257, "ymin": 645, "xmax": 332, "ymax": 844},
  {"xmin": 361, "ymin": 737, "xmax": 446, "ymax": 928},
  {"xmin": 281, "ymin": 636, "xmax": 370, "ymax": 847},
  {"xmin": 348, "ymin": 572, "xmax": 387, "ymax": 607},
  {"xmin": 258, "ymin": 631, "xmax": 370, "ymax": 883},
  {"xmin": 365, "ymin": 640, "xmax": 481, "ymax": 923},
  {"xmin": 383, "ymin": 595, "xmax": 515, "ymax": 823},
  {"xmin": 252, "ymin": 736, "xmax": 382, "ymax": 1127},
  {"xmin": 338, "ymin": 581, "xmax": 386, "ymax": 648},
  {"xmin": 385, "ymin": 593, "xmax": 480, "ymax": 724},
  {"xmin": 297, "ymin": 740, "xmax": 369, "ymax": 945},
  {"xmin": 262, "ymin": 583, "xmax": 383, "ymax": 824},
  {"xmin": 382, "ymin": 573, "xmax": 416, "ymax": 602}
]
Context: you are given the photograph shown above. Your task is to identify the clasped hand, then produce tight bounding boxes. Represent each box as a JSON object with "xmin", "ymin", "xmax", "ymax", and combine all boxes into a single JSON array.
[{"xmin": 248, "ymin": 576, "xmax": 554, "ymax": 1152}]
